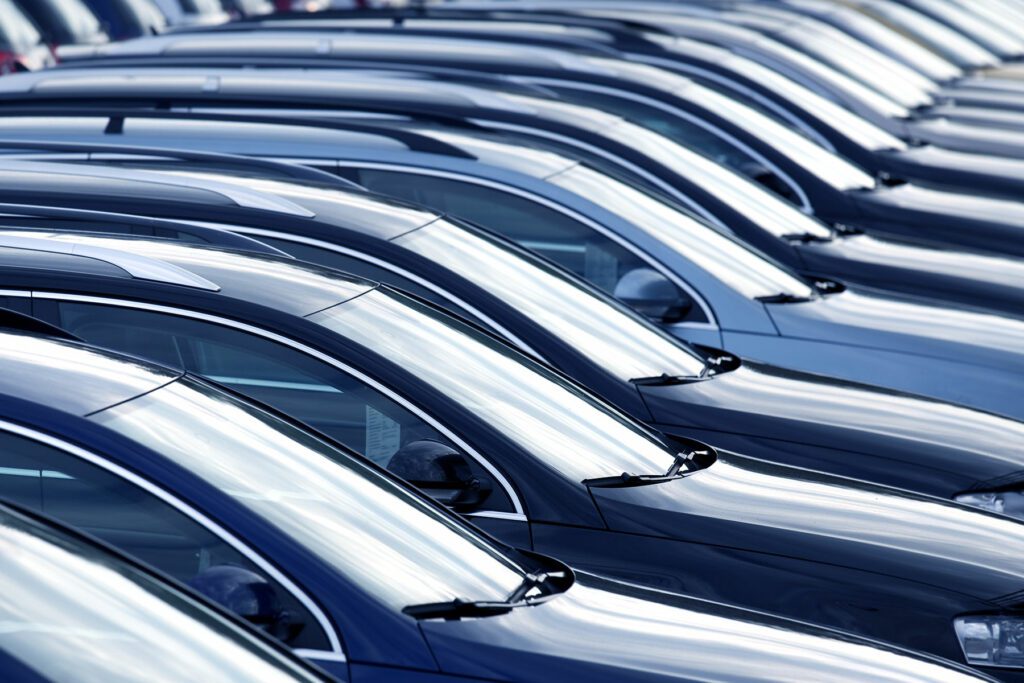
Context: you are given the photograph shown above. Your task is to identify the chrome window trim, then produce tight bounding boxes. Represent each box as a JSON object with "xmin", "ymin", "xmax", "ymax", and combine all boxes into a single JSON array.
[
  {"xmin": 28, "ymin": 291, "xmax": 527, "ymax": 518},
  {"xmin": 529, "ymin": 77, "xmax": 813, "ymax": 213},
  {"xmin": 221, "ymin": 226, "xmax": 547, "ymax": 361},
  {"xmin": 332, "ymin": 161, "xmax": 718, "ymax": 331},
  {"xmin": 633, "ymin": 54, "xmax": 838, "ymax": 152},
  {"xmin": 468, "ymin": 119, "xmax": 727, "ymax": 228},
  {"xmin": 0, "ymin": 418, "xmax": 345, "ymax": 659}
]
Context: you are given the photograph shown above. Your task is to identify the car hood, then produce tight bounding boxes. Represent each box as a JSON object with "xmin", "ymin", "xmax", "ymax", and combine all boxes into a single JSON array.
[
  {"xmin": 636, "ymin": 362, "xmax": 1024, "ymax": 495},
  {"xmin": 766, "ymin": 289, "xmax": 1024, "ymax": 375},
  {"xmin": 420, "ymin": 573, "xmax": 989, "ymax": 682},
  {"xmin": 589, "ymin": 454, "xmax": 1024, "ymax": 601},
  {"xmin": 905, "ymin": 116, "xmax": 1024, "ymax": 159},
  {"xmin": 852, "ymin": 182, "xmax": 1024, "ymax": 254}
]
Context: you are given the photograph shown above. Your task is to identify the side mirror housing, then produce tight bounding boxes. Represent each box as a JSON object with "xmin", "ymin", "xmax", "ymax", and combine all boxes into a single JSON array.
[
  {"xmin": 614, "ymin": 268, "xmax": 692, "ymax": 323},
  {"xmin": 189, "ymin": 565, "xmax": 302, "ymax": 643},
  {"xmin": 388, "ymin": 439, "xmax": 493, "ymax": 513}
]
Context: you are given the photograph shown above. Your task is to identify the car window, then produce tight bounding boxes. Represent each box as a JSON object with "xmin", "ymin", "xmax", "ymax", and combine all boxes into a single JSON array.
[
  {"xmin": 0, "ymin": 430, "xmax": 330, "ymax": 650},
  {"xmin": 53, "ymin": 300, "xmax": 514, "ymax": 513},
  {"xmin": 0, "ymin": 0, "xmax": 42, "ymax": 52},
  {"xmin": 0, "ymin": 506, "xmax": 323, "ymax": 682},
  {"xmin": 349, "ymin": 168, "xmax": 709, "ymax": 324}
]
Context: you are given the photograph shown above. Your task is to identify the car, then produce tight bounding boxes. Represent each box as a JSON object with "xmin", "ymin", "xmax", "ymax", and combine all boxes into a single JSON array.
[
  {"xmin": 6, "ymin": 154, "xmax": 1024, "ymax": 508},
  {"xmin": 0, "ymin": 0, "xmax": 57, "ymax": 73},
  {"xmin": 81, "ymin": 0, "xmax": 167, "ymax": 40},
  {"xmin": 3, "ymin": 323, "xmax": 1001, "ymax": 682},
  {"xmin": 5, "ymin": 228, "xmax": 1024, "ymax": 674},
  {"xmin": 1, "ymin": 78, "xmax": 1023, "ymax": 413},
  {"xmin": 55, "ymin": 29, "xmax": 1024, "ymax": 241},
  {"xmin": 13, "ymin": 0, "xmax": 109, "ymax": 48},
  {"xmin": 0, "ymin": 498, "xmax": 332, "ymax": 682}
]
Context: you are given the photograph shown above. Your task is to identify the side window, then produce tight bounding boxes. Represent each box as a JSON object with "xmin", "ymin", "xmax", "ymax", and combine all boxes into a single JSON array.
[
  {"xmin": 352, "ymin": 169, "xmax": 688, "ymax": 304},
  {"xmin": 52, "ymin": 301, "xmax": 514, "ymax": 514},
  {"xmin": 0, "ymin": 430, "xmax": 330, "ymax": 650},
  {"xmin": 0, "ymin": 296, "xmax": 31, "ymax": 315}
]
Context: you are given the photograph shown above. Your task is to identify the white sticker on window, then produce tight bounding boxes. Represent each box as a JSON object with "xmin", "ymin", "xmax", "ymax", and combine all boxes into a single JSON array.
[
  {"xmin": 365, "ymin": 405, "xmax": 401, "ymax": 466},
  {"xmin": 584, "ymin": 241, "xmax": 620, "ymax": 293}
]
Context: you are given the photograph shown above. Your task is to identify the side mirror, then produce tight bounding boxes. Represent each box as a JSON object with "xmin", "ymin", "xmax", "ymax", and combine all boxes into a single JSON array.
[
  {"xmin": 614, "ymin": 268, "xmax": 692, "ymax": 323},
  {"xmin": 388, "ymin": 439, "xmax": 493, "ymax": 513},
  {"xmin": 189, "ymin": 565, "xmax": 302, "ymax": 643}
]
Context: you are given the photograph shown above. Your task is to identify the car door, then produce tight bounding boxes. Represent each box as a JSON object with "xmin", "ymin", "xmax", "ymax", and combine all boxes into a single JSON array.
[{"xmin": 31, "ymin": 297, "xmax": 531, "ymax": 548}]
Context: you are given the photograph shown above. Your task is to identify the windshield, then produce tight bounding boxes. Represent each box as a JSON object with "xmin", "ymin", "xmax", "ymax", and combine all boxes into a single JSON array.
[
  {"xmin": 599, "ymin": 115, "xmax": 835, "ymax": 241},
  {"xmin": 584, "ymin": 57, "xmax": 876, "ymax": 190},
  {"xmin": 548, "ymin": 165, "xmax": 816, "ymax": 300},
  {"xmin": 394, "ymin": 219, "xmax": 706, "ymax": 380},
  {"xmin": 856, "ymin": 1, "xmax": 999, "ymax": 66},
  {"xmin": 672, "ymin": 37, "xmax": 906, "ymax": 152},
  {"xmin": 0, "ymin": 509, "xmax": 318, "ymax": 682},
  {"xmin": 310, "ymin": 289, "xmax": 681, "ymax": 482},
  {"xmin": 92, "ymin": 377, "xmax": 528, "ymax": 610}
]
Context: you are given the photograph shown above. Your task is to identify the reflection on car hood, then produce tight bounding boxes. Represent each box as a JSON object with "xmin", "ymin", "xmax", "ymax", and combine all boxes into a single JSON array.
[
  {"xmin": 592, "ymin": 455, "xmax": 1024, "ymax": 600},
  {"xmin": 420, "ymin": 574, "xmax": 986, "ymax": 682},
  {"xmin": 637, "ymin": 362, "xmax": 1024, "ymax": 493}
]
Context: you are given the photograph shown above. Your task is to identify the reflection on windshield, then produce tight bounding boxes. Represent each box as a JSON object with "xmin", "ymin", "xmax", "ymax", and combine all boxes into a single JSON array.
[
  {"xmin": 587, "ymin": 56, "xmax": 876, "ymax": 190},
  {"xmin": 394, "ymin": 219, "xmax": 706, "ymax": 381},
  {"xmin": 92, "ymin": 378, "xmax": 527, "ymax": 610},
  {"xmin": 606, "ymin": 118, "xmax": 834, "ymax": 241},
  {"xmin": 311, "ymin": 290, "xmax": 681, "ymax": 482},
  {"xmin": 548, "ymin": 165, "xmax": 815, "ymax": 300},
  {"xmin": 0, "ymin": 510, "xmax": 317, "ymax": 682}
]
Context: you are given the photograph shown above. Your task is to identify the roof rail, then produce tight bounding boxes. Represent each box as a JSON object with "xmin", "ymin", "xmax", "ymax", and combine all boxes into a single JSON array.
[
  {"xmin": 0, "ymin": 202, "xmax": 291, "ymax": 257},
  {"xmin": 0, "ymin": 138, "xmax": 361, "ymax": 189},
  {"xmin": 0, "ymin": 234, "xmax": 220, "ymax": 291},
  {"xmin": 0, "ymin": 109, "xmax": 479, "ymax": 159},
  {"xmin": 0, "ymin": 160, "xmax": 316, "ymax": 219},
  {"xmin": 0, "ymin": 308, "xmax": 83, "ymax": 342}
]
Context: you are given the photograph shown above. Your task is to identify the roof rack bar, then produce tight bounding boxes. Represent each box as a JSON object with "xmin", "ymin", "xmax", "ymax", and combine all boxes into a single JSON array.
[
  {"xmin": 0, "ymin": 234, "xmax": 221, "ymax": 291},
  {"xmin": 0, "ymin": 138, "xmax": 356, "ymax": 188},
  {"xmin": 0, "ymin": 108, "xmax": 480, "ymax": 159},
  {"xmin": 0, "ymin": 203, "xmax": 292, "ymax": 258}
]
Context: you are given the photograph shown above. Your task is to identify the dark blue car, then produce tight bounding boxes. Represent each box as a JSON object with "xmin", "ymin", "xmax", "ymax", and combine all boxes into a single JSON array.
[
  {"xmin": 1, "ymin": 325, "xmax": 995, "ymax": 682},
  {"xmin": 3, "ymin": 228, "xmax": 1024, "ymax": 676},
  {"xmin": 0, "ymin": 498, "xmax": 330, "ymax": 682}
]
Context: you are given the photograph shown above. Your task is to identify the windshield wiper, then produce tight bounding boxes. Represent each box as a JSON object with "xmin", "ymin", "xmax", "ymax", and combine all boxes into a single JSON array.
[
  {"xmin": 756, "ymin": 292, "xmax": 815, "ymax": 304},
  {"xmin": 582, "ymin": 449, "xmax": 708, "ymax": 489},
  {"xmin": 631, "ymin": 373, "xmax": 700, "ymax": 387},
  {"xmin": 403, "ymin": 570, "xmax": 568, "ymax": 621}
]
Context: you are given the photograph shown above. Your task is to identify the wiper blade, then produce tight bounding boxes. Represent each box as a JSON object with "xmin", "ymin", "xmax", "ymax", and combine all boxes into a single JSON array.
[
  {"xmin": 582, "ymin": 449, "xmax": 709, "ymax": 489},
  {"xmin": 630, "ymin": 373, "xmax": 700, "ymax": 387},
  {"xmin": 783, "ymin": 232, "xmax": 834, "ymax": 244},
  {"xmin": 403, "ymin": 599, "xmax": 515, "ymax": 621},
  {"xmin": 403, "ymin": 570, "xmax": 569, "ymax": 621},
  {"xmin": 756, "ymin": 292, "xmax": 815, "ymax": 304}
]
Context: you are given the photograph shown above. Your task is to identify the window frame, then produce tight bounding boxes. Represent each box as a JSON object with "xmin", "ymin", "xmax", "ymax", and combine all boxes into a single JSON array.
[
  {"xmin": 331, "ymin": 161, "xmax": 719, "ymax": 332},
  {"xmin": 0, "ymin": 417, "xmax": 345, "ymax": 664},
  {"xmin": 22, "ymin": 290, "xmax": 527, "ymax": 522}
]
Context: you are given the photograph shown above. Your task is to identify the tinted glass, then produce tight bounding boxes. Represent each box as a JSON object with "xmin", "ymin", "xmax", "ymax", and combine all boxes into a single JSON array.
[
  {"xmin": 0, "ymin": 431, "xmax": 329, "ymax": 649},
  {"xmin": 394, "ymin": 218, "xmax": 707, "ymax": 380},
  {"xmin": 352, "ymin": 168, "xmax": 708, "ymax": 322},
  {"xmin": 0, "ymin": 0, "xmax": 41, "ymax": 51},
  {"xmin": 55, "ymin": 301, "xmax": 511, "ymax": 512},
  {"xmin": 311, "ymin": 289, "xmax": 682, "ymax": 482},
  {"xmin": 0, "ymin": 507, "xmax": 322, "ymax": 682},
  {"xmin": 93, "ymin": 378, "xmax": 528, "ymax": 610}
]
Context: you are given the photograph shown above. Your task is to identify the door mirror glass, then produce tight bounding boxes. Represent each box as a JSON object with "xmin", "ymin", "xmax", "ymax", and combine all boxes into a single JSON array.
[
  {"xmin": 189, "ymin": 565, "xmax": 303, "ymax": 644},
  {"xmin": 614, "ymin": 268, "xmax": 693, "ymax": 323},
  {"xmin": 387, "ymin": 439, "xmax": 494, "ymax": 513}
]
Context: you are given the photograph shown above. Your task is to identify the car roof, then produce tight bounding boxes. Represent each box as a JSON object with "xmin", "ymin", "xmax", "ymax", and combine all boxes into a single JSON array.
[
  {"xmin": 0, "ymin": 228, "xmax": 376, "ymax": 317},
  {"xmin": 0, "ymin": 329, "xmax": 180, "ymax": 416}
]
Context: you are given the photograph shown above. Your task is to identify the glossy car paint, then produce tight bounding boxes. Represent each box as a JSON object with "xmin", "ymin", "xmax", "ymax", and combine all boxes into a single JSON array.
[
  {"xmin": 0, "ymin": 330, "xmax": 997, "ymax": 682},
  {"xmin": 1, "ymin": 234, "xmax": 1024, "ymax": 676}
]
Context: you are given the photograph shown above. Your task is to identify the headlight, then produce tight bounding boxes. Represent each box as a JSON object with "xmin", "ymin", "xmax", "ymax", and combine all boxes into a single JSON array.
[
  {"xmin": 955, "ymin": 616, "xmax": 1024, "ymax": 668},
  {"xmin": 955, "ymin": 490, "xmax": 1024, "ymax": 521}
]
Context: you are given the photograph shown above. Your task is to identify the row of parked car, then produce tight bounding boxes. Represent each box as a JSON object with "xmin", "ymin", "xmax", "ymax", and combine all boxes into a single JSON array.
[{"xmin": 4, "ymin": 0, "xmax": 1024, "ymax": 681}]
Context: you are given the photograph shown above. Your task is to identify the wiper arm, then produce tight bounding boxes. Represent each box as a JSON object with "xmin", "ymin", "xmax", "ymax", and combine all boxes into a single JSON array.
[
  {"xmin": 630, "ymin": 373, "xmax": 701, "ymax": 387},
  {"xmin": 582, "ymin": 449, "xmax": 709, "ymax": 489},
  {"xmin": 756, "ymin": 292, "xmax": 815, "ymax": 304},
  {"xmin": 403, "ymin": 570, "xmax": 569, "ymax": 621}
]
